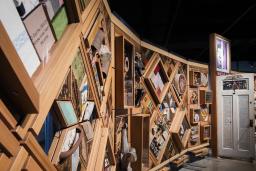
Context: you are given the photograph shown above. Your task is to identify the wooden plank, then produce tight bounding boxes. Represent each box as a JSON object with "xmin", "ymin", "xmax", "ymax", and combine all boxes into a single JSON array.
[
  {"xmin": 21, "ymin": 131, "xmax": 57, "ymax": 171},
  {"xmin": 22, "ymin": 156, "xmax": 43, "ymax": 171},
  {"xmin": 0, "ymin": 99, "xmax": 17, "ymax": 129},
  {"xmin": 0, "ymin": 22, "xmax": 39, "ymax": 114},
  {"xmin": 141, "ymin": 41, "xmax": 187, "ymax": 64},
  {"xmin": 110, "ymin": 13, "xmax": 140, "ymax": 45},
  {"xmin": 87, "ymin": 121, "xmax": 109, "ymax": 171},
  {"xmin": 0, "ymin": 121, "xmax": 20, "ymax": 157},
  {"xmin": 9, "ymin": 147, "xmax": 28, "ymax": 171},
  {"xmin": 188, "ymin": 61, "xmax": 208, "ymax": 69},
  {"xmin": 14, "ymin": 114, "xmax": 36, "ymax": 139},
  {"xmin": 0, "ymin": 153, "xmax": 12, "ymax": 171},
  {"xmin": 209, "ymin": 33, "xmax": 218, "ymax": 157}
]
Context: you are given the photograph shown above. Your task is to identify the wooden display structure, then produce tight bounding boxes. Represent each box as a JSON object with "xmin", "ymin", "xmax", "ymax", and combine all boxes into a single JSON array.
[{"xmin": 0, "ymin": 0, "xmax": 213, "ymax": 170}]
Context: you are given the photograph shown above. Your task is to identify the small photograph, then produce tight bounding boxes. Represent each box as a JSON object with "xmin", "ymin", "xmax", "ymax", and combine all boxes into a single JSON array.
[
  {"xmin": 216, "ymin": 37, "xmax": 230, "ymax": 73},
  {"xmin": 193, "ymin": 71, "xmax": 201, "ymax": 86},
  {"xmin": 189, "ymin": 88, "xmax": 199, "ymax": 105}
]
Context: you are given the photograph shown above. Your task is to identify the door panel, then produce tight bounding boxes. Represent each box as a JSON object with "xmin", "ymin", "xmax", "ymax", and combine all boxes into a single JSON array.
[
  {"xmin": 223, "ymin": 95, "xmax": 234, "ymax": 149},
  {"xmin": 238, "ymin": 95, "xmax": 250, "ymax": 151}
]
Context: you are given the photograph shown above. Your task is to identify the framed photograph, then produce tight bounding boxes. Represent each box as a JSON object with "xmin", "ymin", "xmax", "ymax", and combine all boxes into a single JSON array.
[
  {"xmin": 54, "ymin": 100, "xmax": 78, "ymax": 127},
  {"xmin": 190, "ymin": 109, "xmax": 200, "ymax": 124},
  {"xmin": 200, "ymin": 107, "xmax": 209, "ymax": 122},
  {"xmin": 200, "ymin": 90, "xmax": 212, "ymax": 104},
  {"xmin": 71, "ymin": 48, "xmax": 87, "ymax": 88},
  {"xmin": 201, "ymin": 72, "xmax": 208, "ymax": 87},
  {"xmin": 190, "ymin": 125, "xmax": 200, "ymax": 146},
  {"xmin": 189, "ymin": 88, "xmax": 199, "ymax": 108},
  {"xmin": 189, "ymin": 71, "xmax": 201, "ymax": 86},
  {"xmin": 215, "ymin": 34, "xmax": 231, "ymax": 73},
  {"xmin": 200, "ymin": 124, "xmax": 211, "ymax": 141}
]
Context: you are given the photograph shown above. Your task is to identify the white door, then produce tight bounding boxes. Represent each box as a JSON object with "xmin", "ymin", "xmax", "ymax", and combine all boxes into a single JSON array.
[{"xmin": 217, "ymin": 73, "xmax": 255, "ymax": 159}]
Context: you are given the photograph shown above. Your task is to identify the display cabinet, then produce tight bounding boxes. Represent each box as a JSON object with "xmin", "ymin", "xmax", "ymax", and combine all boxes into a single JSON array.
[
  {"xmin": 188, "ymin": 88, "xmax": 199, "ymax": 109},
  {"xmin": 149, "ymin": 112, "xmax": 171, "ymax": 165},
  {"xmin": 200, "ymin": 90, "xmax": 213, "ymax": 105},
  {"xmin": 189, "ymin": 125, "xmax": 200, "ymax": 147},
  {"xmin": 144, "ymin": 54, "xmax": 170, "ymax": 105},
  {"xmin": 200, "ymin": 124, "xmax": 211, "ymax": 142},
  {"xmin": 162, "ymin": 137, "xmax": 178, "ymax": 160},
  {"xmin": 169, "ymin": 109, "xmax": 191, "ymax": 150},
  {"xmin": 190, "ymin": 109, "xmax": 201, "ymax": 124},
  {"xmin": 131, "ymin": 114, "xmax": 150, "ymax": 171},
  {"xmin": 115, "ymin": 36, "xmax": 135, "ymax": 110}
]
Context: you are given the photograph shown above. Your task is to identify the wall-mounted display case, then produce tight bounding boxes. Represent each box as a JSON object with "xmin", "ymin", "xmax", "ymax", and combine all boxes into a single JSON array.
[
  {"xmin": 188, "ymin": 88, "xmax": 199, "ymax": 109},
  {"xmin": 200, "ymin": 90, "xmax": 213, "ymax": 105},
  {"xmin": 115, "ymin": 36, "xmax": 135, "ymax": 109},
  {"xmin": 169, "ymin": 110, "xmax": 191, "ymax": 150},
  {"xmin": 190, "ymin": 109, "xmax": 200, "ymax": 124},
  {"xmin": 200, "ymin": 124, "xmax": 211, "ymax": 142},
  {"xmin": 144, "ymin": 54, "xmax": 170, "ymax": 105}
]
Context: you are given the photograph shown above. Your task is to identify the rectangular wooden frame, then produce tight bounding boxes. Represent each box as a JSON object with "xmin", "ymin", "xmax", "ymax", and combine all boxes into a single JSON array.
[
  {"xmin": 0, "ymin": 21, "xmax": 39, "ymax": 139},
  {"xmin": 144, "ymin": 54, "xmax": 170, "ymax": 105},
  {"xmin": 200, "ymin": 124, "xmax": 211, "ymax": 142},
  {"xmin": 199, "ymin": 90, "xmax": 212, "ymax": 105},
  {"xmin": 114, "ymin": 35, "xmax": 135, "ymax": 110},
  {"xmin": 169, "ymin": 109, "xmax": 191, "ymax": 150}
]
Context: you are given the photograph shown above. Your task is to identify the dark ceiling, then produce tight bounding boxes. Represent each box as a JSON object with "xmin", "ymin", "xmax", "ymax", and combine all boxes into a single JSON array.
[{"xmin": 108, "ymin": 0, "xmax": 256, "ymax": 63}]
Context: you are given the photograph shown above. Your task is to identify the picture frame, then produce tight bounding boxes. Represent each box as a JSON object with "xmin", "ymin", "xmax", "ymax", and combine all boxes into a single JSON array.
[
  {"xmin": 189, "ymin": 125, "xmax": 200, "ymax": 146},
  {"xmin": 200, "ymin": 107, "xmax": 209, "ymax": 122},
  {"xmin": 71, "ymin": 48, "xmax": 87, "ymax": 89},
  {"xmin": 214, "ymin": 34, "xmax": 231, "ymax": 73},
  {"xmin": 144, "ymin": 54, "xmax": 170, "ymax": 104},
  {"xmin": 200, "ymin": 90, "xmax": 212, "ymax": 104},
  {"xmin": 188, "ymin": 88, "xmax": 199, "ymax": 108},
  {"xmin": 189, "ymin": 71, "xmax": 201, "ymax": 86},
  {"xmin": 169, "ymin": 110, "xmax": 191, "ymax": 150},
  {"xmin": 190, "ymin": 109, "xmax": 200, "ymax": 124},
  {"xmin": 58, "ymin": 69, "xmax": 72, "ymax": 100},
  {"xmin": 200, "ymin": 124, "xmax": 211, "ymax": 141},
  {"xmin": 200, "ymin": 72, "xmax": 208, "ymax": 87},
  {"xmin": 54, "ymin": 100, "xmax": 78, "ymax": 127}
]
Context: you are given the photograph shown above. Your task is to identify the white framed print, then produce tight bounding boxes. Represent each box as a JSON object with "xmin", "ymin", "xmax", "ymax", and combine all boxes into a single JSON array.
[{"xmin": 215, "ymin": 34, "xmax": 231, "ymax": 73}]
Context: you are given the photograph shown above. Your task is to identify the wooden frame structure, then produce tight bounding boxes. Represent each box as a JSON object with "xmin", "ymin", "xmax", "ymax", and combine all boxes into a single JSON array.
[{"xmin": 0, "ymin": 0, "xmax": 212, "ymax": 170}]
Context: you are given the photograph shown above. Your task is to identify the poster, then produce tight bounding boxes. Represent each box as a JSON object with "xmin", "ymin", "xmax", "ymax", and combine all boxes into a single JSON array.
[
  {"xmin": 23, "ymin": 4, "xmax": 55, "ymax": 61},
  {"xmin": 216, "ymin": 36, "xmax": 230, "ymax": 73}
]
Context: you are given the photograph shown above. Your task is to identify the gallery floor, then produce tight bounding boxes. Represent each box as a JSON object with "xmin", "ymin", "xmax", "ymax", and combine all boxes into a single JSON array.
[{"xmin": 179, "ymin": 157, "xmax": 256, "ymax": 171}]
